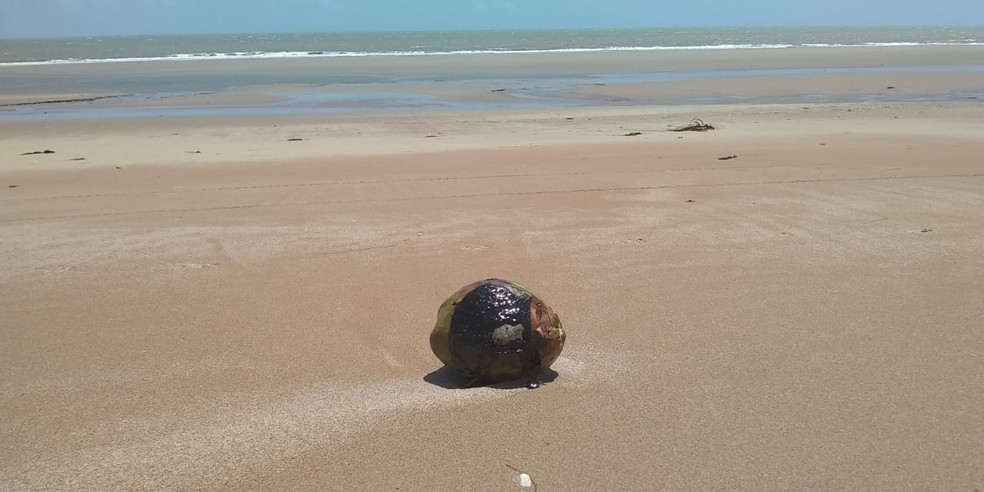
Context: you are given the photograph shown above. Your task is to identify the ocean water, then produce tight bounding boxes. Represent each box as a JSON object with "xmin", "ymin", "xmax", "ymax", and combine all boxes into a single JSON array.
[
  {"xmin": 2, "ymin": 26, "xmax": 983, "ymax": 65},
  {"xmin": 2, "ymin": 27, "xmax": 982, "ymax": 120}
]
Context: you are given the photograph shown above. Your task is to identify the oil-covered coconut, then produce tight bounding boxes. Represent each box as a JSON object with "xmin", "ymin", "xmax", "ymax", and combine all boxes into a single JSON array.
[{"xmin": 430, "ymin": 279, "xmax": 565, "ymax": 388}]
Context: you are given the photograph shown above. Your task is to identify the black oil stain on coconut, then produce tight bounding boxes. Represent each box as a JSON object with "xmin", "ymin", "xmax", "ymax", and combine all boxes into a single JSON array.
[{"xmin": 449, "ymin": 281, "xmax": 543, "ymax": 387}]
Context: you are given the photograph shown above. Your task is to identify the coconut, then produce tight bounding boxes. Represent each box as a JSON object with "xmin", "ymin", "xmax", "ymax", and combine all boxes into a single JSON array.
[{"xmin": 430, "ymin": 278, "xmax": 565, "ymax": 388}]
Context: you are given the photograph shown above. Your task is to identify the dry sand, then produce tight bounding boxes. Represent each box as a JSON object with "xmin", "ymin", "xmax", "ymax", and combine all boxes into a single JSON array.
[{"xmin": 1, "ymin": 55, "xmax": 983, "ymax": 490}]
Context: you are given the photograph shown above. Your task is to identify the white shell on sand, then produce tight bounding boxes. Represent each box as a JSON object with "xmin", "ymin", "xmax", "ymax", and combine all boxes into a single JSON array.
[{"xmin": 519, "ymin": 473, "xmax": 533, "ymax": 488}]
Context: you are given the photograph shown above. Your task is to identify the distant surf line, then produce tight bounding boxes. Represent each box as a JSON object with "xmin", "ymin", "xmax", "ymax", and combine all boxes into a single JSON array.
[{"xmin": 2, "ymin": 41, "xmax": 982, "ymax": 67}]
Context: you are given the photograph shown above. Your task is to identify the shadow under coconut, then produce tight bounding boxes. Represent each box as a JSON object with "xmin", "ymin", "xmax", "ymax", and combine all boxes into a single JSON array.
[{"xmin": 423, "ymin": 366, "xmax": 559, "ymax": 390}]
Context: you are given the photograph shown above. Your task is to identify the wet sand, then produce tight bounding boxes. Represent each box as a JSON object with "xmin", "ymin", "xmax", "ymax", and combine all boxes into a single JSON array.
[{"xmin": 1, "ymin": 49, "xmax": 983, "ymax": 490}]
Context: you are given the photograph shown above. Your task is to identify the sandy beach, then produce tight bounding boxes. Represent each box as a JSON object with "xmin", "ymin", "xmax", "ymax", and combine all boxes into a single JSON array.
[{"xmin": 1, "ymin": 46, "xmax": 983, "ymax": 489}]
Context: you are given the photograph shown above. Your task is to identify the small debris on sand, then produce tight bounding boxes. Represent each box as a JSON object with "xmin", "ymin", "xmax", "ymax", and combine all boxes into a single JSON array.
[
  {"xmin": 287, "ymin": 138, "xmax": 303, "ymax": 142},
  {"xmin": 506, "ymin": 464, "xmax": 536, "ymax": 490},
  {"xmin": 670, "ymin": 119, "xmax": 714, "ymax": 132},
  {"xmin": 624, "ymin": 132, "xmax": 643, "ymax": 137},
  {"xmin": 69, "ymin": 157, "xmax": 87, "ymax": 161},
  {"xmin": 21, "ymin": 149, "xmax": 56, "ymax": 155},
  {"xmin": 519, "ymin": 473, "xmax": 533, "ymax": 488},
  {"xmin": 718, "ymin": 155, "xmax": 738, "ymax": 161},
  {"xmin": 8, "ymin": 185, "xmax": 19, "ymax": 188},
  {"xmin": 185, "ymin": 150, "xmax": 201, "ymax": 154}
]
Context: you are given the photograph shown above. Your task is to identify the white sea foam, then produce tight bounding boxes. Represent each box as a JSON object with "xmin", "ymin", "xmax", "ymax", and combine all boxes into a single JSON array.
[{"xmin": 2, "ymin": 42, "xmax": 981, "ymax": 67}]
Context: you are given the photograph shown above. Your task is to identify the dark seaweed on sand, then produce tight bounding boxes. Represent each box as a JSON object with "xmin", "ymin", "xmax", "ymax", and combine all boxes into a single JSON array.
[{"xmin": 670, "ymin": 119, "xmax": 715, "ymax": 132}]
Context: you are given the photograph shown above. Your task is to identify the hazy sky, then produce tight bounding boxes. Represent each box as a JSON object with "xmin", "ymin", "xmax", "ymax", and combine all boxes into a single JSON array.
[{"xmin": 1, "ymin": 0, "xmax": 982, "ymax": 38}]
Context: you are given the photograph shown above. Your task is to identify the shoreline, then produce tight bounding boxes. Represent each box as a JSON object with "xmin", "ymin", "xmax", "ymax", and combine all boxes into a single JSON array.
[
  {"xmin": 1, "ymin": 45, "xmax": 982, "ymax": 121},
  {"xmin": 4, "ymin": 45, "xmax": 983, "ymax": 75},
  {"xmin": 4, "ymin": 42, "xmax": 984, "ymax": 67}
]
